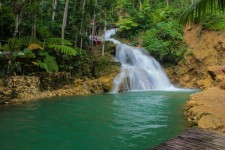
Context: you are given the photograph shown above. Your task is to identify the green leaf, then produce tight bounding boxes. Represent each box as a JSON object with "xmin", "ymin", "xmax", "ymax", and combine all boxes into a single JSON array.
[
  {"xmin": 45, "ymin": 38, "xmax": 72, "ymax": 46},
  {"xmin": 43, "ymin": 55, "xmax": 58, "ymax": 72},
  {"xmin": 48, "ymin": 44, "xmax": 77, "ymax": 56},
  {"xmin": 23, "ymin": 48, "xmax": 36, "ymax": 58},
  {"xmin": 36, "ymin": 61, "xmax": 48, "ymax": 71}
]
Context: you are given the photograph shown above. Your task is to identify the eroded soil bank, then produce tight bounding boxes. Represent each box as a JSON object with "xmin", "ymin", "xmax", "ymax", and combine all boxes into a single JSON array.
[{"xmin": 166, "ymin": 25, "xmax": 225, "ymax": 132}]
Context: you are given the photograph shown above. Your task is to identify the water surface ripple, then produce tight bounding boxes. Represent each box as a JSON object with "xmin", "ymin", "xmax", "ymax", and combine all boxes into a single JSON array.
[{"xmin": 0, "ymin": 91, "xmax": 194, "ymax": 150}]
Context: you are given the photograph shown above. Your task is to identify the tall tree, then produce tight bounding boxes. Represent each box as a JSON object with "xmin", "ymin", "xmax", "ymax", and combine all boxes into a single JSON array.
[
  {"xmin": 91, "ymin": 0, "xmax": 98, "ymax": 49},
  {"xmin": 11, "ymin": 0, "xmax": 25, "ymax": 37},
  {"xmin": 79, "ymin": 0, "xmax": 86, "ymax": 50},
  {"xmin": 52, "ymin": 0, "xmax": 58, "ymax": 22},
  {"xmin": 62, "ymin": 0, "xmax": 69, "ymax": 44}
]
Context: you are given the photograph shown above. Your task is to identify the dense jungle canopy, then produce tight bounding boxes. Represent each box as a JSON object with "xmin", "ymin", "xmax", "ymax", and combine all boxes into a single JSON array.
[{"xmin": 0, "ymin": 0, "xmax": 224, "ymax": 77}]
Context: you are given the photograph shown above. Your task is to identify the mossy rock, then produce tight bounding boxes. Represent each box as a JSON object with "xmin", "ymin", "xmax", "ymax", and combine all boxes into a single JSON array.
[
  {"xmin": 36, "ymin": 72, "xmax": 72, "ymax": 91},
  {"xmin": 92, "ymin": 55, "xmax": 121, "ymax": 78}
]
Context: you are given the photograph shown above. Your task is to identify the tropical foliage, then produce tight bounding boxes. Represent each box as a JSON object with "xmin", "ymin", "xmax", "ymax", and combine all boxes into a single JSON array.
[
  {"xmin": 1, "ymin": 0, "xmax": 225, "ymax": 77},
  {"xmin": 0, "ymin": 0, "xmax": 118, "ymax": 77},
  {"xmin": 202, "ymin": 14, "xmax": 225, "ymax": 30},
  {"xmin": 142, "ymin": 21, "xmax": 185, "ymax": 64}
]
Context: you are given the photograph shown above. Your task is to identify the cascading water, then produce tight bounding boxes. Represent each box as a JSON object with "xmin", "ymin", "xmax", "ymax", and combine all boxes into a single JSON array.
[{"xmin": 104, "ymin": 29, "xmax": 176, "ymax": 92}]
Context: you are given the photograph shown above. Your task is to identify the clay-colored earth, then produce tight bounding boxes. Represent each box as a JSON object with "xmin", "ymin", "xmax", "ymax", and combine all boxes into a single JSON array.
[
  {"xmin": 171, "ymin": 25, "xmax": 225, "ymax": 132},
  {"xmin": 185, "ymin": 87, "xmax": 225, "ymax": 132},
  {"xmin": 166, "ymin": 25, "xmax": 225, "ymax": 89}
]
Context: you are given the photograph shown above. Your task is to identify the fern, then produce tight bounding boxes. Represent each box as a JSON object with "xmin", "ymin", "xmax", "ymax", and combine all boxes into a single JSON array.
[
  {"xmin": 8, "ymin": 37, "xmax": 23, "ymax": 51},
  {"xmin": 45, "ymin": 38, "xmax": 72, "ymax": 46},
  {"xmin": 20, "ymin": 36, "xmax": 42, "ymax": 47},
  {"xmin": 20, "ymin": 36, "xmax": 35, "ymax": 46},
  {"xmin": 23, "ymin": 48, "xmax": 36, "ymax": 58},
  {"xmin": 48, "ymin": 44, "xmax": 77, "ymax": 56},
  {"xmin": 35, "ymin": 61, "xmax": 49, "ymax": 71},
  {"xmin": 33, "ymin": 52, "xmax": 58, "ymax": 72},
  {"xmin": 43, "ymin": 55, "xmax": 58, "ymax": 72},
  {"xmin": 1, "ymin": 44, "xmax": 10, "ymax": 51},
  {"xmin": 6, "ymin": 36, "xmax": 42, "ymax": 52}
]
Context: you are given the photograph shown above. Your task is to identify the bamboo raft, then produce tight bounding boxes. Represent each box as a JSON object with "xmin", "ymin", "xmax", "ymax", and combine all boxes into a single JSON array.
[{"xmin": 151, "ymin": 127, "xmax": 225, "ymax": 150}]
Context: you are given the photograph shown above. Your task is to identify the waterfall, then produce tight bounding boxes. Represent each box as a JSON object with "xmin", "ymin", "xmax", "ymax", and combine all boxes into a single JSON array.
[{"xmin": 104, "ymin": 29, "xmax": 176, "ymax": 92}]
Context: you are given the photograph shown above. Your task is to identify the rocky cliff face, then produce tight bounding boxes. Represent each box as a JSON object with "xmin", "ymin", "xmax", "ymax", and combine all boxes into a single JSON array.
[
  {"xmin": 169, "ymin": 25, "xmax": 225, "ymax": 132},
  {"xmin": 166, "ymin": 25, "xmax": 225, "ymax": 89}
]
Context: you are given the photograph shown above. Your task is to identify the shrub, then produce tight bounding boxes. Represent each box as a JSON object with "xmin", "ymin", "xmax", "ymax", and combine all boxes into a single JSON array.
[
  {"xmin": 116, "ymin": 17, "xmax": 138, "ymax": 38},
  {"xmin": 202, "ymin": 14, "xmax": 225, "ymax": 31},
  {"xmin": 142, "ymin": 21, "xmax": 186, "ymax": 64}
]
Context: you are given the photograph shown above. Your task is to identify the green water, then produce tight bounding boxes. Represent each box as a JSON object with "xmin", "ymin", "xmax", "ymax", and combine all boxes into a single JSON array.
[{"xmin": 0, "ymin": 91, "xmax": 194, "ymax": 150}]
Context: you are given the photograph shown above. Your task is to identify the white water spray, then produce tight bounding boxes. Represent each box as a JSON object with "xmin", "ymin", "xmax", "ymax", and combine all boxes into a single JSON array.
[{"xmin": 104, "ymin": 29, "xmax": 177, "ymax": 92}]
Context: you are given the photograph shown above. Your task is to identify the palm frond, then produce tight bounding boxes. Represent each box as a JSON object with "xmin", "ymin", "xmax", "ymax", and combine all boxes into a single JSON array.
[{"xmin": 180, "ymin": 0, "xmax": 225, "ymax": 24}]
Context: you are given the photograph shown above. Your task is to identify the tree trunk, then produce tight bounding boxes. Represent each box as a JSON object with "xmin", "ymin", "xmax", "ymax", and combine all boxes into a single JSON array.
[
  {"xmin": 52, "ymin": 0, "xmax": 57, "ymax": 22},
  {"xmin": 75, "ymin": 33, "xmax": 78, "ymax": 47},
  {"xmin": 61, "ymin": 0, "xmax": 69, "ymax": 45},
  {"xmin": 14, "ymin": 14, "xmax": 20, "ymax": 37},
  {"xmin": 80, "ymin": 38, "xmax": 83, "ymax": 52},
  {"xmin": 72, "ymin": 0, "xmax": 77, "ymax": 48},
  {"xmin": 91, "ymin": 0, "xmax": 97, "ymax": 49},
  {"xmin": 166, "ymin": 0, "xmax": 169, "ymax": 6},
  {"xmin": 139, "ymin": 0, "xmax": 142, "ymax": 10},
  {"xmin": 80, "ymin": 0, "xmax": 86, "ymax": 51},
  {"xmin": 31, "ymin": 16, "xmax": 37, "ymax": 38},
  {"xmin": 102, "ymin": 11, "xmax": 107, "ymax": 56},
  {"xmin": 0, "ymin": 3, "xmax": 3, "ymax": 38}
]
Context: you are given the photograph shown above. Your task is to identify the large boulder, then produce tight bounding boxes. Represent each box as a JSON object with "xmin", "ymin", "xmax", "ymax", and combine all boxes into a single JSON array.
[
  {"xmin": 185, "ymin": 87, "xmax": 225, "ymax": 132},
  {"xmin": 208, "ymin": 66, "xmax": 225, "ymax": 80},
  {"xmin": 198, "ymin": 115, "xmax": 223, "ymax": 130}
]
